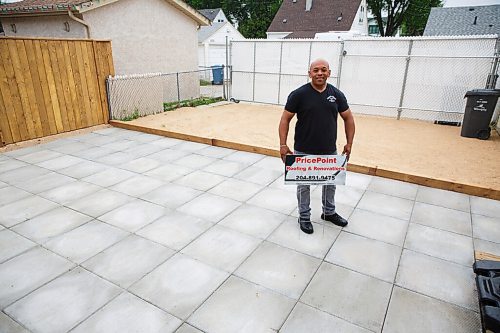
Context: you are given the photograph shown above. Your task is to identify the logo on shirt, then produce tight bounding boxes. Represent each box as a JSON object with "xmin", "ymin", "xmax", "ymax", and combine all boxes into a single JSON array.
[{"xmin": 326, "ymin": 95, "xmax": 336, "ymax": 103}]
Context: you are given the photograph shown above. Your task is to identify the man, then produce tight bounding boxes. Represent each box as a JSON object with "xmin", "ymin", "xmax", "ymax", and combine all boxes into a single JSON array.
[{"xmin": 278, "ymin": 59, "xmax": 355, "ymax": 234}]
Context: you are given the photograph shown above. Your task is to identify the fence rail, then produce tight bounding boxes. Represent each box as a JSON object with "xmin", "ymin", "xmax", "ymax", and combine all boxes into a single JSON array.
[
  {"xmin": 0, "ymin": 37, "xmax": 114, "ymax": 146},
  {"xmin": 230, "ymin": 36, "xmax": 500, "ymax": 124}
]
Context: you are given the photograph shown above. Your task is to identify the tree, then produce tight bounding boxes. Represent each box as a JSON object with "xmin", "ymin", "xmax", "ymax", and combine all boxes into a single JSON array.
[
  {"xmin": 402, "ymin": 0, "xmax": 443, "ymax": 36},
  {"xmin": 367, "ymin": 0, "xmax": 411, "ymax": 36},
  {"xmin": 185, "ymin": 0, "xmax": 282, "ymax": 38}
]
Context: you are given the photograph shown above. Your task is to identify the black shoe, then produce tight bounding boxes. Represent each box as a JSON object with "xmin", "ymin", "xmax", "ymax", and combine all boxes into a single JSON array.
[
  {"xmin": 298, "ymin": 218, "xmax": 314, "ymax": 234},
  {"xmin": 321, "ymin": 213, "xmax": 348, "ymax": 227}
]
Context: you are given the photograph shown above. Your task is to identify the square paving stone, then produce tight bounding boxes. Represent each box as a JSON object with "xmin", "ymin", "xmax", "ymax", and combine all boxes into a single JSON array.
[
  {"xmin": 110, "ymin": 175, "xmax": 164, "ymax": 197},
  {"xmin": 202, "ymin": 159, "xmax": 247, "ymax": 177},
  {"xmin": 0, "ymin": 230, "xmax": 36, "ymax": 264},
  {"xmin": 0, "ymin": 196, "xmax": 59, "ymax": 228},
  {"xmin": 345, "ymin": 209, "xmax": 408, "ymax": 246},
  {"xmin": 36, "ymin": 155, "xmax": 84, "ymax": 171},
  {"xmin": 383, "ymin": 286, "xmax": 481, "ymax": 333},
  {"xmin": 175, "ymin": 324, "xmax": 203, "ymax": 333},
  {"xmin": 188, "ymin": 276, "xmax": 295, "ymax": 333},
  {"xmin": 326, "ymin": 232, "xmax": 401, "ymax": 283},
  {"xmin": 396, "ymin": 249, "xmax": 477, "ymax": 310},
  {"xmin": 124, "ymin": 143, "xmax": 165, "ymax": 157},
  {"xmin": 474, "ymin": 238, "xmax": 500, "ymax": 256},
  {"xmin": 0, "ymin": 165, "xmax": 51, "ymax": 185},
  {"xmin": 416, "ymin": 186, "xmax": 470, "ymax": 212},
  {"xmin": 233, "ymin": 166, "xmax": 282, "ymax": 186},
  {"xmin": 130, "ymin": 253, "xmax": 229, "ymax": 319},
  {"xmin": 66, "ymin": 189, "xmax": 131, "ymax": 218},
  {"xmin": 143, "ymin": 183, "xmax": 202, "ymax": 209},
  {"xmin": 411, "ymin": 202, "xmax": 472, "ymax": 236},
  {"xmin": 147, "ymin": 148, "xmax": 189, "ymax": 163},
  {"xmin": 4, "ymin": 146, "xmax": 41, "ymax": 158},
  {"xmin": 96, "ymin": 151, "xmax": 138, "ymax": 166},
  {"xmin": 345, "ymin": 172, "xmax": 373, "ymax": 189},
  {"xmin": 149, "ymin": 137, "xmax": 184, "ymax": 148},
  {"xmin": 77, "ymin": 146, "xmax": 116, "ymax": 160},
  {"xmin": 177, "ymin": 193, "xmax": 241, "ymax": 223},
  {"xmin": 173, "ymin": 141, "xmax": 209, "ymax": 152},
  {"xmin": 470, "ymin": 195, "xmax": 500, "ymax": 218},
  {"xmin": 80, "ymin": 133, "xmax": 120, "ymax": 146},
  {"xmin": 223, "ymin": 150, "xmax": 264, "ymax": 164},
  {"xmin": 174, "ymin": 170, "xmax": 226, "ymax": 191},
  {"xmin": 82, "ymin": 235, "xmax": 174, "ymax": 288},
  {"xmin": 405, "ymin": 223, "xmax": 473, "ymax": 266},
  {"xmin": 39, "ymin": 181, "xmax": 101, "ymax": 205},
  {"xmin": 72, "ymin": 292, "xmax": 181, "ymax": 333},
  {"xmin": 173, "ymin": 154, "xmax": 216, "ymax": 169},
  {"xmin": 12, "ymin": 206, "xmax": 92, "ymax": 243},
  {"xmin": 357, "ymin": 191, "xmax": 414, "ymax": 220},
  {"xmin": 472, "ymin": 214, "xmax": 500, "ymax": 244},
  {"xmin": 144, "ymin": 163, "xmax": 193, "ymax": 182},
  {"xmin": 0, "ymin": 247, "xmax": 74, "ymax": 309},
  {"xmin": 15, "ymin": 172, "xmax": 76, "ymax": 194},
  {"xmin": 82, "ymin": 168, "xmax": 135, "ymax": 187},
  {"xmin": 16, "ymin": 150, "xmax": 62, "ymax": 164},
  {"xmin": 50, "ymin": 142, "xmax": 94, "ymax": 155},
  {"xmin": 44, "ymin": 220, "xmax": 128, "ymax": 263},
  {"xmin": 367, "ymin": 177, "xmax": 418, "ymax": 200},
  {"xmin": 57, "ymin": 160, "xmax": 107, "ymax": 179},
  {"xmin": 268, "ymin": 216, "xmax": 340, "ymax": 259},
  {"xmin": 98, "ymin": 199, "xmax": 168, "ymax": 232},
  {"xmin": 209, "ymin": 179, "xmax": 263, "ymax": 203},
  {"xmin": 281, "ymin": 302, "xmax": 370, "ymax": 333},
  {"xmin": 235, "ymin": 241, "xmax": 321, "ymax": 299},
  {"xmin": 252, "ymin": 156, "xmax": 284, "ymax": 172},
  {"xmin": 181, "ymin": 225, "xmax": 261, "ymax": 272},
  {"xmin": 197, "ymin": 146, "xmax": 234, "ymax": 158},
  {"xmin": 101, "ymin": 140, "xmax": 139, "ymax": 152},
  {"xmin": 247, "ymin": 187, "xmax": 297, "ymax": 215},
  {"xmin": 120, "ymin": 157, "xmax": 162, "ymax": 173},
  {"xmin": 137, "ymin": 212, "xmax": 212, "ymax": 250},
  {"xmin": 0, "ymin": 312, "xmax": 29, "ymax": 333},
  {"xmin": 0, "ymin": 187, "xmax": 31, "ymax": 207},
  {"xmin": 130, "ymin": 133, "xmax": 163, "ymax": 143},
  {"xmin": 4, "ymin": 267, "xmax": 121, "ymax": 333},
  {"xmin": 219, "ymin": 204, "xmax": 286, "ymax": 239},
  {"xmin": 301, "ymin": 262, "xmax": 392, "ymax": 332},
  {"xmin": 0, "ymin": 159, "xmax": 28, "ymax": 174}
]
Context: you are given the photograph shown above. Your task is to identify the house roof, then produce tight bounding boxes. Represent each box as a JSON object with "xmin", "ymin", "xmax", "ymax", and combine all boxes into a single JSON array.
[
  {"xmin": 0, "ymin": 0, "xmax": 209, "ymax": 25},
  {"xmin": 424, "ymin": 5, "xmax": 500, "ymax": 36},
  {"xmin": 267, "ymin": 0, "xmax": 361, "ymax": 37},
  {"xmin": 198, "ymin": 21, "xmax": 226, "ymax": 42},
  {"xmin": 198, "ymin": 8, "xmax": 221, "ymax": 22}
]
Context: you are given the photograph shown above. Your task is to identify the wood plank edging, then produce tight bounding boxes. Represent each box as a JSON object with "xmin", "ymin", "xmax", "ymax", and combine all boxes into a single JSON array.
[{"xmin": 109, "ymin": 120, "xmax": 500, "ymax": 200}]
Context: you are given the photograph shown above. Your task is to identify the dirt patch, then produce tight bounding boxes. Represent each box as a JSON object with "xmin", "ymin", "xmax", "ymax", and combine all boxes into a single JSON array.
[{"xmin": 128, "ymin": 102, "xmax": 500, "ymax": 191}]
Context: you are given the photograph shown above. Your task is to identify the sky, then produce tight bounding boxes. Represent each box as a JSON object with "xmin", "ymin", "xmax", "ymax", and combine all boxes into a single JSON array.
[{"xmin": 443, "ymin": 0, "xmax": 500, "ymax": 7}]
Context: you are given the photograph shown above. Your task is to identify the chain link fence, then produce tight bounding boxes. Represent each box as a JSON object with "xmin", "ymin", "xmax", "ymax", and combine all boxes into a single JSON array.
[
  {"xmin": 107, "ymin": 67, "xmax": 226, "ymax": 120},
  {"xmin": 230, "ymin": 36, "xmax": 500, "ymax": 124}
]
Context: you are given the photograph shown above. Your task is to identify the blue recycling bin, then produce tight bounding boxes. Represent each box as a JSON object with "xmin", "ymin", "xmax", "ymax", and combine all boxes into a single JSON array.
[{"xmin": 211, "ymin": 65, "xmax": 224, "ymax": 85}]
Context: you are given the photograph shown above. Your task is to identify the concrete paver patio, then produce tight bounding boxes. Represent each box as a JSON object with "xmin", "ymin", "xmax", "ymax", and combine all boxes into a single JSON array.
[{"xmin": 0, "ymin": 127, "xmax": 499, "ymax": 333}]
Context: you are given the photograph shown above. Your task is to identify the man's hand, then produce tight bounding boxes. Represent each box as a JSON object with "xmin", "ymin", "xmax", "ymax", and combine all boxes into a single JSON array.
[
  {"xmin": 342, "ymin": 143, "xmax": 352, "ymax": 160},
  {"xmin": 280, "ymin": 144, "xmax": 292, "ymax": 163}
]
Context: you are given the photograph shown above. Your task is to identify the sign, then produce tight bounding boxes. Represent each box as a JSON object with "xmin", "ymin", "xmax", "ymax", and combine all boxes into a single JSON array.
[{"xmin": 284, "ymin": 154, "xmax": 347, "ymax": 185}]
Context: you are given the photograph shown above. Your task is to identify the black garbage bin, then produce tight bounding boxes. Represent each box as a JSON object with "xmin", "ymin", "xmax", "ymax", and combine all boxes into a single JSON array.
[{"xmin": 461, "ymin": 89, "xmax": 500, "ymax": 140}]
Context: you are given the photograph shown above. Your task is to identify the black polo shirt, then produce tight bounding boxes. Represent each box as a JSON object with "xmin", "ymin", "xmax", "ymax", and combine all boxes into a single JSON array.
[{"xmin": 285, "ymin": 83, "xmax": 349, "ymax": 154}]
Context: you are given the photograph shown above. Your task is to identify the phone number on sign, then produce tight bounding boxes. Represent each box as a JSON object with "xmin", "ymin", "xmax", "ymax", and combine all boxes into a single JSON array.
[{"xmin": 295, "ymin": 175, "xmax": 337, "ymax": 181}]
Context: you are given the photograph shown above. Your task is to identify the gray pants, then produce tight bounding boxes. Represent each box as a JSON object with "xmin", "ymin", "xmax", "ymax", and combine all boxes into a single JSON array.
[{"xmin": 296, "ymin": 150, "xmax": 337, "ymax": 221}]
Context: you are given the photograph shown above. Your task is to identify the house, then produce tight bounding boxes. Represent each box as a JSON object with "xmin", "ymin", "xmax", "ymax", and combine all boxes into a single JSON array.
[
  {"xmin": 267, "ymin": 0, "xmax": 368, "ymax": 40},
  {"xmin": 424, "ymin": 5, "xmax": 500, "ymax": 36},
  {"xmin": 0, "ymin": 0, "xmax": 209, "ymax": 75},
  {"xmin": 198, "ymin": 8, "xmax": 244, "ymax": 70}
]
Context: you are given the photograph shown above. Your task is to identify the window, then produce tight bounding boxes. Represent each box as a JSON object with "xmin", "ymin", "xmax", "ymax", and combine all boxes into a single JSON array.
[
  {"xmin": 359, "ymin": 6, "xmax": 364, "ymax": 23},
  {"xmin": 0, "ymin": 20, "xmax": 3, "ymax": 34},
  {"xmin": 368, "ymin": 25, "xmax": 379, "ymax": 35}
]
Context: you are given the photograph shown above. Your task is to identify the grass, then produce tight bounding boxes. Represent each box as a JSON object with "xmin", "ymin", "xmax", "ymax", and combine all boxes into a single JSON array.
[
  {"xmin": 200, "ymin": 79, "xmax": 211, "ymax": 86},
  {"xmin": 120, "ymin": 109, "xmax": 140, "ymax": 121},
  {"xmin": 163, "ymin": 97, "xmax": 224, "ymax": 112}
]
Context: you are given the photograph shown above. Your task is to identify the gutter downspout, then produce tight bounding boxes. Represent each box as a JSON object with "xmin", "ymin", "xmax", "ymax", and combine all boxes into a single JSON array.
[{"xmin": 68, "ymin": 9, "xmax": 90, "ymax": 38}]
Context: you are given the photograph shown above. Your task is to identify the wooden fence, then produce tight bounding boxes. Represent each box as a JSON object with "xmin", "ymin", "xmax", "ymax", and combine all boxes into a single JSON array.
[{"xmin": 0, "ymin": 37, "xmax": 114, "ymax": 147}]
